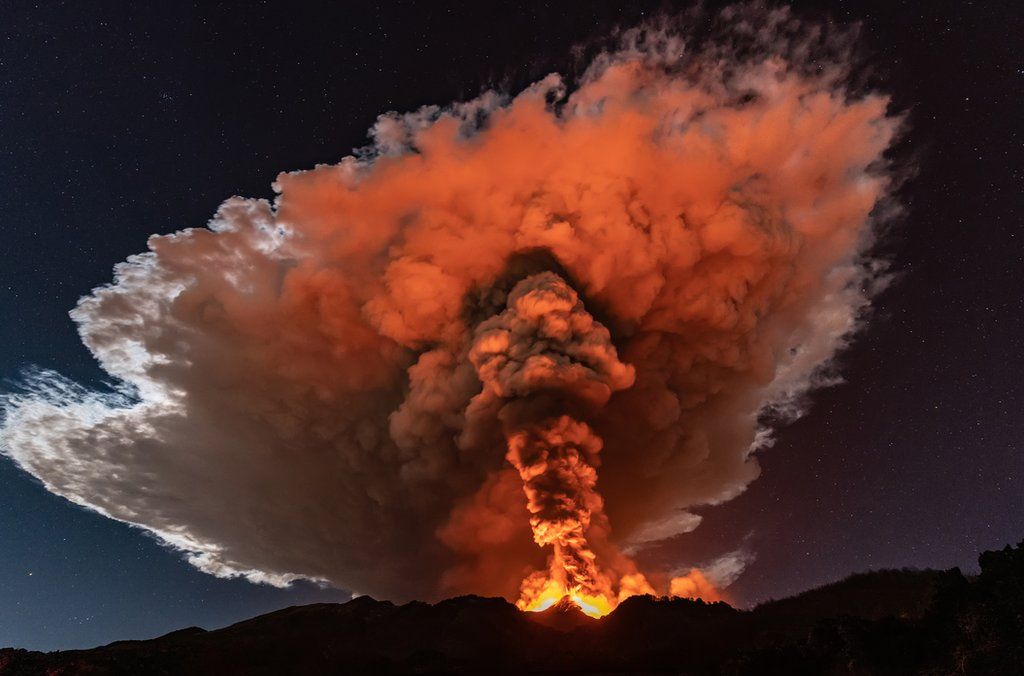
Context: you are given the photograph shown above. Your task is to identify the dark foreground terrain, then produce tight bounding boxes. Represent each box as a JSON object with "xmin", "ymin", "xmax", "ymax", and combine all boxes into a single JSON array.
[{"xmin": 2, "ymin": 542, "xmax": 1021, "ymax": 675}]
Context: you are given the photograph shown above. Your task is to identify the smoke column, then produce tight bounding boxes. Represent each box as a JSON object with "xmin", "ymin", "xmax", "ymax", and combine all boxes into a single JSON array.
[
  {"xmin": 466, "ymin": 272, "xmax": 651, "ymax": 613},
  {"xmin": 1, "ymin": 7, "xmax": 901, "ymax": 610}
]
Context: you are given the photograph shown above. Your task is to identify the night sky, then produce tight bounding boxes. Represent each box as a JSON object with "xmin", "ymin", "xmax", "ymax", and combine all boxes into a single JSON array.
[{"xmin": 2, "ymin": 0, "xmax": 1021, "ymax": 651}]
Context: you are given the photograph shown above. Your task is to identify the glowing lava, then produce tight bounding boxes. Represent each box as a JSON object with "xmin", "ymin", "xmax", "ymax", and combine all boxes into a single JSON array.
[{"xmin": 520, "ymin": 580, "xmax": 615, "ymax": 619}]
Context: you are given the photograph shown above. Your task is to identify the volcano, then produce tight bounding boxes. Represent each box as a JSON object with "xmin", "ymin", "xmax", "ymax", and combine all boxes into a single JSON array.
[
  {"xmin": 2, "ymin": 541, "xmax": 1022, "ymax": 675},
  {"xmin": 525, "ymin": 595, "xmax": 596, "ymax": 631}
]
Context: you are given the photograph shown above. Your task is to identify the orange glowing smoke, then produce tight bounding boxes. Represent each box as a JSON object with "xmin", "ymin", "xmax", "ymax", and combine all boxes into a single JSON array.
[
  {"xmin": 466, "ymin": 274, "xmax": 653, "ymax": 617},
  {"xmin": 507, "ymin": 418, "xmax": 653, "ymax": 617},
  {"xmin": 1, "ymin": 8, "xmax": 902, "ymax": 608},
  {"xmin": 468, "ymin": 274, "xmax": 706, "ymax": 617},
  {"xmin": 669, "ymin": 569, "xmax": 722, "ymax": 603}
]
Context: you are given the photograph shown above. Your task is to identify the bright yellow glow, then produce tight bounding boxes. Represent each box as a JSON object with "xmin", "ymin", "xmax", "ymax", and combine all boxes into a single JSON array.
[
  {"xmin": 568, "ymin": 591, "xmax": 614, "ymax": 618},
  {"xmin": 519, "ymin": 578, "xmax": 615, "ymax": 619}
]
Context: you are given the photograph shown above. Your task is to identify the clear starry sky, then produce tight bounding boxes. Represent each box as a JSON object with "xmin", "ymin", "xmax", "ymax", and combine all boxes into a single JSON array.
[{"xmin": 1, "ymin": 0, "xmax": 1021, "ymax": 652}]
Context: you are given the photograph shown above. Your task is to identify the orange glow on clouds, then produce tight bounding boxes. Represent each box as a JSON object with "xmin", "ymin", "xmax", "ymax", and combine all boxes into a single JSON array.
[{"xmin": 1, "ymin": 8, "xmax": 900, "ymax": 607}]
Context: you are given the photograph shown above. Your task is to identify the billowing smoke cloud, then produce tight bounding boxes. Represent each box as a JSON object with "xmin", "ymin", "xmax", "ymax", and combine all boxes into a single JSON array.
[
  {"xmin": 1, "ymin": 7, "xmax": 900, "ymax": 606},
  {"xmin": 463, "ymin": 272, "xmax": 652, "ymax": 613}
]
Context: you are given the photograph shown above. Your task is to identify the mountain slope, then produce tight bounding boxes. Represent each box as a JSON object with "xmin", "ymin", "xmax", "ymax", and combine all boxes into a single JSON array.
[{"xmin": 2, "ymin": 542, "xmax": 1021, "ymax": 675}]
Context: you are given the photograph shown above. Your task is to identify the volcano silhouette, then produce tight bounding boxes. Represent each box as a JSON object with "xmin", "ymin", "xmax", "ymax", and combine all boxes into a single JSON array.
[
  {"xmin": 526, "ymin": 596, "xmax": 595, "ymax": 631},
  {"xmin": 2, "ymin": 542, "xmax": 1022, "ymax": 675}
]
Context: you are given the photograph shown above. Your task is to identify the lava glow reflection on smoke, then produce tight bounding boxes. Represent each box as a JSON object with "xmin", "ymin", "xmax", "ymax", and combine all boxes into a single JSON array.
[
  {"xmin": 0, "ymin": 6, "xmax": 900, "ymax": 613},
  {"xmin": 525, "ymin": 584, "xmax": 615, "ymax": 619}
]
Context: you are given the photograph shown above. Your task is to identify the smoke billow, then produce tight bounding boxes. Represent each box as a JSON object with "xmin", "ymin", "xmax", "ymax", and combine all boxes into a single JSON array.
[{"xmin": 1, "ymin": 7, "xmax": 901, "ymax": 607}]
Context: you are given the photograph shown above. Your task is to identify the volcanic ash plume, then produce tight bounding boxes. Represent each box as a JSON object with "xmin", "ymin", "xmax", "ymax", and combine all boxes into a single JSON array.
[
  {"xmin": 466, "ymin": 273, "xmax": 650, "ymax": 614},
  {"xmin": 0, "ymin": 8, "xmax": 901, "ymax": 612}
]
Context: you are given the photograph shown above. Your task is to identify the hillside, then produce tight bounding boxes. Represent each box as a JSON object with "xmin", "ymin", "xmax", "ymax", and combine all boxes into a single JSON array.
[{"xmin": 1, "ymin": 542, "xmax": 1021, "ymax": 675}]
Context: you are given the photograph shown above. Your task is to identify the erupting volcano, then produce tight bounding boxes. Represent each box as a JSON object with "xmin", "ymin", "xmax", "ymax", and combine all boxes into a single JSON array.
[
  {"xmin": 1, "ymin": 7, "xmax": 901, "ymax": 614},
  {"xmin": 467, "ymin": 273, "xmax": 652, "ymax": 617}
]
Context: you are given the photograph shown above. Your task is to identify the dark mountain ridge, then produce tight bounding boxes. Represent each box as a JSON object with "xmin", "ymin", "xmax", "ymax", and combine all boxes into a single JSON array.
[{"xmin": 2, "ymin": 541, "xmax": 1021, "ymax": 675}]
